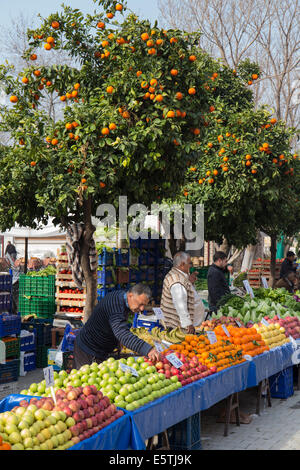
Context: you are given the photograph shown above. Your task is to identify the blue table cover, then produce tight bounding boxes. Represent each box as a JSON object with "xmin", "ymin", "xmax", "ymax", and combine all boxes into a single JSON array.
[
  {"xmin": 0, "ymin": 343, "xmax": 298, "ymax": 450},
  {"xmin": 0, "ymin": 394, "xmax": 144, "ymax": 450}
]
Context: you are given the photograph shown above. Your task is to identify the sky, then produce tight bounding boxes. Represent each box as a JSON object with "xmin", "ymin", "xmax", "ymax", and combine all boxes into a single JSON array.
[{"xmin": 0, "ymin": 0, "xmax": 161, "ymax": 28}]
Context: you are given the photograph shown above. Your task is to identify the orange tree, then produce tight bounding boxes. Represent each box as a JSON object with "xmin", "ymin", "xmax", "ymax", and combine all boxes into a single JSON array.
[{"xmin": 0, "ymin": 0, "xmax": 244, "ymax": 319}]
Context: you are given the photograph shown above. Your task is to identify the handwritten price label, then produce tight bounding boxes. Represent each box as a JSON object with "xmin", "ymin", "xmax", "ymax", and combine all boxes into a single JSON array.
[
  {"xmin": 243, "ymin": 280, "xmax": 255, "ymax": 298},
  {"xmin": 261, "ymin": 277, "xmax": 269, "ymax": 289},
  {"xmin": 154, "ymin": 341, "xmax": 167, "ymax": 353},
  {"xmin": 152, "ymin": 308, "xmax": 164, "ymax": 320},
  {"xmin": 166, "ymin": 353, "xmax": 183, "ymax": 369},
  {"xmin": 261, "ymin": 318, "xmax": 270, "ymax": 327},
  {"xmin": 120, "ymin": 362, "xmax": 139, "ymax": 377},
  {"xmin": 243, "ymin": 355, "xmax": 253, "ymax": 361},
  {"xmin": 235, "ymin": 320, "xmax": 242, "ymax": 328},
  {"xmin": 222, "ymin": 325, "xmax": 230, "ymax": 337},
  {"xmin": 206, "ymin": 331, "xmax": 217, "ymax": 345},
  {"xmin": 43, "ymin": 366, "xmax": 55, "ymax": 388}
]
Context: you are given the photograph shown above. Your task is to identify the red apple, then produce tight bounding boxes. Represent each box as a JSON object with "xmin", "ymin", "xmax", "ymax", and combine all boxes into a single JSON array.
[
  {"xmin": 67, "ymin": 390, "xmax": 78, "ymax": 401},
  {"xmin": 63, "ymin": 406, "xmax": 73, "ymax": 417},
  {"xmin": 85, "ymin": 418, "xmax": 93, "ymax": 429},
  {"xmin": 19, "ymin": 400, "xmax": 29, "ymax": 408},
  {"xmin": 85, "ymin": 396, "xmax": 94, "ymax": 407},
  {"xmin": 83, "ymin": 386, "xmax": 92, "ymax": 397},
  {"xmin": 87, "ymin": 407, "xmax": 95, "ymax": 416},
  {"xmin": 70, "ymin": 424, "xmax": 80, "ymax": 436}
]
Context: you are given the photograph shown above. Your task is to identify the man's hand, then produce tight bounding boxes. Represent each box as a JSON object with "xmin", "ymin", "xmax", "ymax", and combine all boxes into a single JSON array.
[
  {"xmin": 186, "ymin": 325, "xmax": 195, "ymax": 334},
  {"xmin": 189, "ymin": 272, "xmax": 198, "ymax": 284},
  {"xmin": 227, "ymin": 265, "xmax": 233, "ymax": 274},
  {"xmin": 148, "ymin": 348, "xmax": 161, "ymax": 363}
]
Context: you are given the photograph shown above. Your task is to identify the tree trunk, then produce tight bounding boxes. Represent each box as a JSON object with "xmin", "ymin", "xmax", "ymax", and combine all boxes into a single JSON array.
[
  {"xmin": 215, "ymin": 239, "xmax": 230, "ymax": 256},
  {"xmin": 270, "ymin": 234, "xmax": 278, "ymax": 288},
  {"xmin": 24, "ymin": 237, "xmax": 28, "ymax": 274},
  {"xmin": 80, "ymin": 196, "xmax": 98, "ymax": 323},
  {"xmin": 241, "ymin": 245, "xmax": 256, "ymax": 272}
]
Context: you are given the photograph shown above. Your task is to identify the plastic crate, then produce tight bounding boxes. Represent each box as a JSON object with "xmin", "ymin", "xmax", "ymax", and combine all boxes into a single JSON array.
[
  {"xmin": 21, "ymin": 318, "xmax": 53, "ymax": 346},
  {"xmin": 147, "ymin": 267, "xmax": 156, "ymax": 281},
  {"xmin": 97, "ymin": 286, "xmax": 117, "ymax": 301},
  {"xmin": 133, "ymin": 313, "xmax": 161, "ymax": 331},
  {"xmin": 19, "ymin": 274, "xmax": 56, "ymax": 297},
  {"xmin": 0, "ymin": 274, "xmax": 12, "ymax": 292},
  {"xmin": 129, "ymin": 238, "xmax": 140, "ymax": 249},
  {"xmin": 2, "ymin": 337, "xmax": 20, "ymax": 359},
  {"xmin": 20, "ymin": 331, "xmax": 36, "ymax": 351},
  {"xmin": 0, "ymin": 314, "xmax": 21, "ymax": 337},
  {"xmin": 97, "ymin": 248, "xmax": 115, "ymax": 266},
  {"xmin": 23, "ymin": 351, "xmax": 36, "ymax": 372},
  {"xmin": 147, "ymin": 251, "xmax": 157, "ymax": 266},
  {"xmin": 115, "ymin": 249, "xmax": 130, "ymax": 267},
  {"xmin": 97, "ymin": 267, "xmax": 116, "ymax": 286},
  {"xmin": 19, "ymin": 296, "xmax": 56, "ymax": 317},
  {"xmin": 36, "ymin": 345, "xmax": 49, "ymax": 368},
  {"xmin": 269, "ymin": 367, "xmax": 294, "ymax": 399},
  {"xmin": 167, "ymin": 412, "xmax": 202, "ymax": 450},
  {"xmin": 129, "ymin": 268, "xmax": 140, "ymax": 283},
  {"xmin": 138, "ymin": 251, "xmax": 148, "ymax": 266},
  {"xmin": 0, "ymin": 293, "xmax": 12, "ymax": 313},
  {"xmin": 116, "ymin": 268, "xmax": 129, "ymax": 285},
  {"xmin": 61, "ymin": 325, "xmax": 81, "ymax": 352},
  {"xmin": 0, "ymin": 359, "xmax": 20, "ymax": 384}
]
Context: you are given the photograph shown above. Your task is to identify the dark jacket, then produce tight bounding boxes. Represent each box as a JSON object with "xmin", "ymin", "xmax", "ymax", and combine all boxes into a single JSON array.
[
  {"xmin": 280, "ymin": 258, "xmax": 297, "ymax": 279},
  {"xmin": 76, "ymin": 290, "xmax": 152, "ymax": 360},
  {"xmin": 5, "ymin": 244, "xmax": 17, "ymax": 255},
  {"xmin": 207, "ymin": 264, "xmax": 230, "ymax": 311}
]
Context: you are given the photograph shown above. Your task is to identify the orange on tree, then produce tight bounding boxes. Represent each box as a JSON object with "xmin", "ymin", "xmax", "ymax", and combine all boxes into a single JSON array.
[
  {"xmin": 107, "ymin": 12, "xmax": 114, "ymax": 19},
  {"xmin": 116, "ymin": 3, "xmax": 123, "ymax": 11},
  {"xmin": 106, "ymin": 85, "xmax": 114, "ymax": 94},
  {"xmin": 188, "ymin": 87, "xmax": 196, "ymax": 95},
  {"xmin": 109, "ymin": 123, "xmax": 117, "ymax": 130},
  {"xmin": 51, "ymin": 20, "xmax": 60, "ymax": 29},
  {"xmin": 189, "ymin": 55, "xmax": 197, "ymax": 62},
  {"xmin": 170, "ymin": 69, "xmax": 178, "ymax": 76},
  {"xmin": 175, "ymin": 92, "xmax": 183, "ymax": 100},
  {"xmin": 44, "ymin": 43, "xmax": 52, "ymax": 51},
  {"xmin": 30, "ymin": 53, "xmax": 37, "ymax": 60},
  {"xmin": 141, "ymin": 32, "xmax": 149, "ymax": 41},
  {"xmin": 10, "ymin": 95, "xmax": 18, "ymax": 103},
  {"xmin": 97, "ymin": 21, "xmax": 105, "ymax": 29}
]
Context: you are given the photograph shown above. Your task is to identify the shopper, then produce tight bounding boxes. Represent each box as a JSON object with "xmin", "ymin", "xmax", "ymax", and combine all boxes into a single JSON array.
[
  {"xmin": 73, "ymin": 284, "xmax": 160, "ymax": 369},
  {"xmin": 280, "ymin": 251, "xmax": 297, "ymax": 279},
  {"xmin": 189, "ymin": 271, "xmax": 206, "ymax": 327},
  {"xmin": 275, "ymin": 271, "xmax": 298, "ymax": 293},
  {"xmin": 5, "ymin": 241, "xmax": 17, "ymax": 261},
  {"xmin": 160, "ymin": 251, "xmax": 196, "ymax": 334},
  {"xmin": 207, "ymin": 251, "xmax": 232, "ymax": 314}
]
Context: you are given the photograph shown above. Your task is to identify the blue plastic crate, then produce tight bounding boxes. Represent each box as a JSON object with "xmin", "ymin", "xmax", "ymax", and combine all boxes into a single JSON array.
[
  {"xmin": 129, "ymin": 268, "xmax": 140, "ymax": 283},
  {"xmin": 147, "ymin": 251, "xmax": 156, "ymax": 266},
  {"xmin": 133, "ymin": 313, "xmax": 161, "ymax": 331},
  {"xmin": 0, "ymin": 358, "xmax": 20, "ymax": 384},
  {"xmin": 98, "ymin": 248, "xmax": 115, "ymax": 266},
  {"xmin": 61, "ymin": 324, "xmax": 81, "ymax": 352},
  {"xmin": 139, "ymin": 266, "xmax": 148, "ymax": 282},
  {"xmin": 155, "ymin": 267, "xmax": 166, "ymax": 281},
  {"xmin": 138, "ymin": 251, "xmax": 148, "ymax": 266},
  {"xmin": 129, "ymin": 238, "xmax": 140, "ymax": 249},
  {"xmin": 269, "ymin": 367, "xmax": 294, "ymax": 399},
  {"xmin": 147, "ymin": 267, "xmax": 156, "ymax": 281},
  {"xmin": 23, "ymin": 352, "xmax": 36, "ymax": 372},
  {"xmin": 167, "ymin": 412, "xmax": 202, "ymax": 450},
  {"xmin": 0, "ymin": 314, "xmax": 21, "ymax": 337},
  {"xmin": 115, "ymin": 249, "xmax": 130, "ymax": 267},
  {"xmin": 97, "ymin": 286, "xmax": 117, "ymax": 300},
  {"xmin": 97, "ymin": 267, "xmax": 116, "ymax": 286},
  {"xmin": 0, "ymin": 293, "xmax": 12, "ymax": 313},
  {"xmin": 0, "ymin": 274, "xmax": 12, "ymax": 292},
  {"xmin": 21, "ymin": 318, "xmax": 53, "ymax": 346},
  {"xmin": 20, "ymin": 331, "xmax": 36, "ymax": 351}
]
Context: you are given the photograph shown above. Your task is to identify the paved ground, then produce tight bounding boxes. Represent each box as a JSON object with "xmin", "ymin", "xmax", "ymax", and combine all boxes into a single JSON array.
[{"xmin": 3, "ymin": 368, "xmax": 300, "ymax": 450}]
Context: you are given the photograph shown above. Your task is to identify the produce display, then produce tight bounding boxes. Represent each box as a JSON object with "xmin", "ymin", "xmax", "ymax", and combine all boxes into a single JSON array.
[
  {"xmin": 252, "ymin": 322, "xmax": 290, "ymax": 349},
  {"xmin": 265, "ymin": 315, "xmax": 300, "ymax": 339},
  {"xmin": 144, "ymin": 350, "xmax": 217, "ymax": 385},
  {"xmin": 19, "ymin": 358, "xmax": 182, "ymax": 412},
  {"xmin": 199, "ymin": 316, "xmax": 246, "ymax": 331},
  {"xmin": 121, "ymin": 327, "xmax": 186, "ymax": 354},
  {"xmin": 0, "ymin": 385, "xmax": 123, "ymax": 450},
  {"xmin": 25, "ymin": 266, "xmax": 56, "ymax": 277},
  {"xmin": 214, "ymin": 325, "xmax": 269, "ymax": 356},
  {"xmin": 167, "ymin": 334, "xmax": 245, "ymax": 371}
]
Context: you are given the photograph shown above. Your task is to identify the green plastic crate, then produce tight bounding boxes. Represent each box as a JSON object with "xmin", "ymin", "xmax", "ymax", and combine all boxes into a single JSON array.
[
  {"xmin": 19, "ymin": 275, "xmax": 56, "ymax": 297},
  {"xmin": 19, "ymin": 296, "xmax": 56, "ymax": 318},
  {"xmin": 1, "ymin": 337, "xmax": 20, "ymax": 359}
]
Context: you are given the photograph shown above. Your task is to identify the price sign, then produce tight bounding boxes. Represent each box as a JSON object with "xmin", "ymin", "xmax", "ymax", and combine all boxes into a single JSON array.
[
  {"xmin": 235, "ymin": 320, "xmax": 242, "ymax": 328},
  {"xmin": 206, "ymin": 331, "xmax": 217, "ymax": 344},
  {"xmin": 243, "ymin": 355, "xmax": 253, "ymax": 361},
  {"xmin": 152, "ymin": 308, "xmax": 164, "ymax": 320},
  {"xmin": 261, "ymin": 277, "xmax": 269, "ymax": 289},
  {"xmin": 243, "ymin": 280, "xmax": 255, "ymax": 298},
  {"xmin": 261, "ymin": 318, "xmax": 270, "ymax": 327},
  {"xmin": 120, "ymin": 363, "xmax": 139, "ymax": 377},
  {"xmin": 166, "ymin": 353, "xmax": 183, "ymax": 369},
  {"xmin": 43, "ymin": 366, "xmax": 56, "ymax": 404},
  {"xmin": 222, "ymin": 325, "xmax": 230, "ymax": 337},
  {"xmin": 154, "ymin": 341, "xmax": 167, "ymax": 353},
  {"xmin": 43, "ymin": 366, "xmax": 55, "ymax": 388},
  {"xmin": 162, "ymin": 340, "xmax": 172, "ymax": 347}
]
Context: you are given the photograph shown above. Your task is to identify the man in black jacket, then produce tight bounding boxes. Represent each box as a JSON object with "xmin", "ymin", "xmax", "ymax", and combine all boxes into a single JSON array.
[
  {"xmin": 280, "ymin": 251, "xmax": 297, "ymax": 279},
  {"xmin": 74, "ymin": 284, "xmax": 160, "ymax": 369},
  {"xmin": 207, "ymin": 251, "xmax": 232, "ymax": 313}
]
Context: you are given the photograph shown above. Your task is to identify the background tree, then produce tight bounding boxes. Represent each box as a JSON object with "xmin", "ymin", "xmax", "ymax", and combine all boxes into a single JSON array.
[{"xmin": 0, "ymin": 0, "xmax": 231, "ymax": 320}]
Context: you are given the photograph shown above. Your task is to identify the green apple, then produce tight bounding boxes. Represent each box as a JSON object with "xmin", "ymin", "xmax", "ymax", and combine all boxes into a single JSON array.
[
  {"xmin": 23, "ymin": 437, "xmax": 34, "ymax": 449},
  {"xmin": 90, "ymin": 362, "xmax": 99, "ymax": 371},
  {"xmin": 40, "ymin": 441, "xmax": 49, "ymax": 451},
  {"xmin": 20, "ymin": 428, "xmax": 32, "ymax": 440},
  {"xmin": 57, "ymin": 433, "xmax": 65, "ymax": 446},
  {"xmin": 54, "ymin": 378, "xmax": 63, "ymax": 388},
  {"xmin": 20, "ymin": 389, "xmax": 28, "ymax": 395},
  {"xmin": 58, "ymin": 411, "xmax": 67, "ymax": 422},
  {"xmin": 8, "ymin": 431, "xmax": 22, "ymax": 444},
  {"xmin": 5, "ymin": 424, "xmax": 19, "ymax": 435},
  {"xmin": 88, "ymin": 377, "xmax": 97, "ymax": 385},
  {"xmin": 34, "ymin": 409, "xmax": 46, "ymax": 421},
  {"xmin": 11, "ymin": 443, "xmax": 24, "ymax": 450},
  {"xmin": 115, "ymin": 369, "xmax": 124, "ymax": 378},
  {"xmin": 106, "ymin": 390, "xmax": 116, "ymax": 401},
  {"xmin": 126, "ymin": 357, "xmax": 135, "ymax": 366},
  {"xmin": 119, "ymin": 376, "xmax": 129, "ymax": 385},
  {"xmin": 125, "ymin": 394, "xmax": 134, "ymax": 403},
  {"xmin": 119, "ymin": 387, "xmax": 128, "ymax": 397},
  {"xmin": 59, "ymin": 369, "xmax": 68, "ymax": 378},
  {"xmin": 15, "ymin": 407, "xmax": 26, "ymax": 418},
  {"xmin": 51, "ymin": 435, "xmax": 59, "ymax": 448},
  {"xmin": 29, "ymin": 383, "xmax": 38, "ymax": 393},
  {"xmin": 136, "ymin": 357, "xmax": 145, "ymax": 364}
]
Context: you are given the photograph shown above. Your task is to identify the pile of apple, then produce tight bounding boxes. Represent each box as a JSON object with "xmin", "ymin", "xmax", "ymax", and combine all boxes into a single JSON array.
[
  {"xmin": 144, "ymin": 351, "xmax": 217, "ymax": 386},
  {"xmin": 264, "ymin": 315, "xmax": 300, "ymax": 340},
  {"xmin": 0, "ymin": 385, "xmax": 123, "ymax": 450}
]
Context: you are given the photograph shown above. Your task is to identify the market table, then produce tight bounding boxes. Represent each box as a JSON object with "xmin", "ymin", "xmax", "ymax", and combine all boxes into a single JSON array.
[
  {"xmin": 0, "ymin": 394, "xmax": 144, "ymax": 450},
  {"xmin": 247, "ymin": 343, "xmax": 295, "ymax": 387}
]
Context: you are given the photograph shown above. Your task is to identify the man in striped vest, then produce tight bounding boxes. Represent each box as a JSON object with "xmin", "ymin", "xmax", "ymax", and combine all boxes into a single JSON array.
[
  {"xmin": 160, "ymin": 252, "xmax": 197, "ymax": 334},
  {"xmin": 74, "ymin": 284, "xmax": 160, "ymax": 368}
]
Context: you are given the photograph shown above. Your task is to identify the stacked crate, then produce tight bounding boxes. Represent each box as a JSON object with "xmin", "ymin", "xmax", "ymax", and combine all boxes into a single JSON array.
[
  {"xmin": 0, "ymin": 274, "xmax": 21, "ymax": 384},
  {"xmin": 19, "ymin": 274, "xmax": 56, "ymax": 318},
  {"xmin": 97, "ymin": 238, "xmax": 167, "ymax": 304},
  {"xmin": 21, "ymin": 318, "xmax": 53, "ymax": 369},
  {"xmin": 248, "ymin": 259, "xmax": 282, "ymax": 288},
  {"xmin": 55, "ymin": 250, "xmax": 86, "ymax": 319}
]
